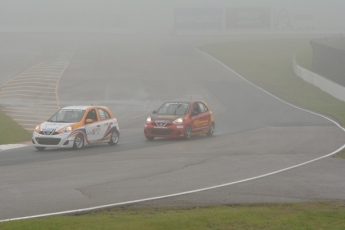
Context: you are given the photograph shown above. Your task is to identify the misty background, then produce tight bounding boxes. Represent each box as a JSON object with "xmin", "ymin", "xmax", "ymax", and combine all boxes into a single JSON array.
[{"xmin": 0, "ymin": 0, "xmax": 344, "ymax": 34}]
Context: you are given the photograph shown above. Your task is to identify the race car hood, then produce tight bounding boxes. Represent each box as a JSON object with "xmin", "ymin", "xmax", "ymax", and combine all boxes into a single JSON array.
[
  {"xmin": 39, "ymin": 122, "xmax": 74, "ymax": 133},
  {"xmin": 150, "ymin": 114, "xmax": 182, "ymax": 121}
]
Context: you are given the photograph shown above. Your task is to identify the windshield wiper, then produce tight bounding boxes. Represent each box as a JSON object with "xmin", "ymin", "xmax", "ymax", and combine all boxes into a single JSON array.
[{"xmin": 174, "ymin": 104, "xmax": 182, "ymax": 115}]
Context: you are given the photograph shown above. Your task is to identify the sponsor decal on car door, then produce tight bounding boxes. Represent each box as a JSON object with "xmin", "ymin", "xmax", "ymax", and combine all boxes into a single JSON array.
[
  {"xmin": 85, "ymin": 109, "xmax": 102, "ymax": 143},
  {"xmin": 192, "ymin": 102, "xmax": 210, "ymax": 133},
  {"xmin": 85, "ymin": 122, "xmax": 102, "ymax": 143},
  {"xmin": 97, "ymin": 108, "xmax": 115, "ymax": 142}
]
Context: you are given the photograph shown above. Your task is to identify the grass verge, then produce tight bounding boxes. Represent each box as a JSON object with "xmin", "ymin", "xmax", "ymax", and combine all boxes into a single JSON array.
[
  {"xmin": 334, "ymin": 148, "xmax": 345, "ymax": 158},
  {"xmin": 0, "ymin": 107, "xmax": 31, "ymax": 145},
  {"xmin": 198, "ymin": 38, "xmax": 345, "ymax": 158},
  {"xmin": 1, "ymin": 202, "xmax": 345, "ymax": 230}
]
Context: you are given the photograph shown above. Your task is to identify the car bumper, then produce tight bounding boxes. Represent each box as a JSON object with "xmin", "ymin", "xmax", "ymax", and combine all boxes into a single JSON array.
[
  {"xmin": 32, "ymin": 132, "xmax": 75, "ymax": 148},
  {"xmin": 144, "ymin": 124, "xmax": 186, "ymax": 138}
]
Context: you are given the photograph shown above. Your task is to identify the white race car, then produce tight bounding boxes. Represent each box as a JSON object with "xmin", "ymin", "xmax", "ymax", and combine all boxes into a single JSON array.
[{"xmin": 32, "ymin": 106, "xmax": 120, "ymax": 150}]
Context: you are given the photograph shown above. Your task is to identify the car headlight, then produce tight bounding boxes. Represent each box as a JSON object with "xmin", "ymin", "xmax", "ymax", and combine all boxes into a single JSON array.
[
  {"xmin": 34, "ymin": 125, "xmax": 40, "ymax": 133},
  {"xmin": 60, "ymin": 125, "xmax": 73, "ymax": 133},
  {"xmin": 173, "ymin": 118, "xmax": 183, "ymax": 124},
  {"xmin": 146, "ymin": 117, "xmax": 152, "ymax": 123}
]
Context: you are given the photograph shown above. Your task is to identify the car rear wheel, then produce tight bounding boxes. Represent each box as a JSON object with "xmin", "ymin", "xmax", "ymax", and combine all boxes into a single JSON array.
[
  {"xmin": 184, "ymin": 126, "xmax": 192, "ymax": 139},
  {"xmin": 35, "ymin": 147, "xmax": 46, "ymax": 151},
  {"xmin": 108, "ymin": 130, "xmax": 119, "ymax": 145},
  {"xmin": 206, "ymin": 122, "xmax": 215, "ymax": 136},
  {"xmin": 73, "ymin": 134, "xmax": 84, "ymax": 149},
  {"xmin": 145, "ymin": 136, "xmax": 155, "ymax": 140}
]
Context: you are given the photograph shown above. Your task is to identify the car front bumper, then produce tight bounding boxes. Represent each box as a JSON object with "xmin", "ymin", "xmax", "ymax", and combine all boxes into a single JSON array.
[
  {"xmin": 32, "ymin": 132, "xmax": 76, "ymax": 148},
  {"xmin": 144, "ymin": 123, "xmax": 186, "ymax": 138}
]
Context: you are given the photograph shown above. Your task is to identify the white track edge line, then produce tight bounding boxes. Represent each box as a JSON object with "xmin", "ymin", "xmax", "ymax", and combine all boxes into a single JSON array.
[{"xmin": 1, "ymin": 49, "xmax": 345, "ymax": 223}]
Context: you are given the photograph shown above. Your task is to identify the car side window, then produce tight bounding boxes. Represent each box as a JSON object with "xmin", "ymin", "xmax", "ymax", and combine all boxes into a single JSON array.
[
  {"xmin": 197, "ymin": 103, "xmax": 204, "ymax": 113},
  {"xmin": 204, "ymin": 104, "xmax": 208, "ymax": 112},
  {"xmin": 104, "ymin": 110, "xmax": 110, "ymax": 119},
  {"xmin": 198, "ymin": 103, "xmax": 208, "ymax": 113},
  {"xmin": 98, "ymin": 109, "xmax": 111, "ymax": 120},
  {"xmin": 86, "ymin": 109, "xmax": 98, "ymax": 122},
  {"xmin": 192, "ymin": 103, "xmax": 200, "ymax": 114}
]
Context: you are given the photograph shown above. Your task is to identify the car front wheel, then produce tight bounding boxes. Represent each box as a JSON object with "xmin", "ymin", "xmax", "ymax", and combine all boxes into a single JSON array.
[
  {"xmin": 73, "ymin": 134, "xmax": 84, "ymax": 149},
  {"xmin": 184, "ymin": 126, "xmax": 192, "ymax": 139}
]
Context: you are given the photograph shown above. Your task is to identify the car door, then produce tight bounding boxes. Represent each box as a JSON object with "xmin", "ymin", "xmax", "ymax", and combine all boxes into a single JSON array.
[
  {"xmin": 97, "ymin": 108, "xmax": 113, "ymax": 142},
  {"xmin": 85, "ymin": 108, "xmax": 102, "ymax": 143},
  {"xmin": 197, "ymin": 102, "xmax": 211, "ymax": 133},
  {"xmin": 191, "ymin": 102, "xmax": 210, "ymax": 133},
  {"xmin": 190, "ymin": 102, "xmax": 203, "ymax": 133}
]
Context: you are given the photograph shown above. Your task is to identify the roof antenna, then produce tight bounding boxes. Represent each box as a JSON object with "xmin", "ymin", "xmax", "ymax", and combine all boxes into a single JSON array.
[{"xmin": 190, "ymin": 95, "xmax": 192, "ymax": 100}]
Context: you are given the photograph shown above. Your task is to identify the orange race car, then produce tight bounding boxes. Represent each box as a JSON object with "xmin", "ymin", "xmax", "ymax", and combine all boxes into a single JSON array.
[
  {"xmin": 144, "ymin": 100, "xmax": 215, "ymax": 140},
  {"xmin": 32, "ymin": 106, "xmax": 120, "ymax": 150}
]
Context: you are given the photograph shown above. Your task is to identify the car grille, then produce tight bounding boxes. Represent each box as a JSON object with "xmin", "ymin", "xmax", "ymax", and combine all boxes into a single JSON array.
[
  {"xmin": 36, "ymin": 138, "xmax": 61, "ymax": 145},
  {"xmin": 152, "ymin": 123, "xmax": 172, "ymax": 127},
  {"xmin": 39, "ymin": 131, "xmax": 59, "ymax": 135},
  {"xmin": 149, "ymin": 129, "xmax": 173, "ymax": 135}
]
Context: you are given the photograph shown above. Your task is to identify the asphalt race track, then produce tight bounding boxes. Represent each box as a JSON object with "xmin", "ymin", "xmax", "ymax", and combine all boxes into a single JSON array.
[{"xmin": 1, "ymin": 33, "xmax": 345, "ymax": 220}]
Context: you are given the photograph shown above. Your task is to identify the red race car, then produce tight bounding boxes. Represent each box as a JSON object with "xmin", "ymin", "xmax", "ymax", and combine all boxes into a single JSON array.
[{"xmin": 144, "ymin": 100, "xmax": 215, "ymax": 140}]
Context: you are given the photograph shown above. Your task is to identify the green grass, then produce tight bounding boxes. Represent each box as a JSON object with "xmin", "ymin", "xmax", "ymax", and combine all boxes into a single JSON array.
[
  {"xmin": 0, "ymin": 107, "xmax": 31, "ymax": 144},
  {"xmin": 1, "ymin": 202, "xmax": 345, "ymax": 230},
  {"xmin": 198, "ymin": 39, "xmax": 345, "ymax": 159},
  {"xmin": 334, "ymin": 148, "xmax": 345, "ymax": 158}
]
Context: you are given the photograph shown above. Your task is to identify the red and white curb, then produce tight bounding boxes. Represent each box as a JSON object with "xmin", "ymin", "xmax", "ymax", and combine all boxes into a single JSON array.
[{"xmin": 0, "ymin": 141, "xmax": 31, "ymax": 151}]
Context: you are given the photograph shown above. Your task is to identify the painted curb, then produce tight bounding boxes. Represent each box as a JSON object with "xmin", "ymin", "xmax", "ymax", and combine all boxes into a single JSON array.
[{"xmin": 0, "ymin": 141, "xmax": 31, "ymax": 151}]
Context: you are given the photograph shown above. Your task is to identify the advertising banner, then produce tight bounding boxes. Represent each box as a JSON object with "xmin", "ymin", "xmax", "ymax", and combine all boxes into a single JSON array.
[
  {"xmin": 225, "ymin": 8, "xmax": 270, "ymax": 29},
  {"xmin": 174, "ymin": 8, "xmax": 222, "ymax": 30}
]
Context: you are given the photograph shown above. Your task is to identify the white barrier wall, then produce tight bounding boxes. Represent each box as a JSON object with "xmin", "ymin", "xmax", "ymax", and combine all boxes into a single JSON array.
[{"xmin": 293, "ymin": 56, "xmax": 345, "ymax": 102}]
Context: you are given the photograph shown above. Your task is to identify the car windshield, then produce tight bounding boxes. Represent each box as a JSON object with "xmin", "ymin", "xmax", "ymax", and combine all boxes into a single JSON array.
[
  {"xmin": 156, "ymin": 102, "xmax": 190, "ymax": 115},
  {"xmin": 49, "ymin": 109, "xmax": 85, "ymax": 123}
]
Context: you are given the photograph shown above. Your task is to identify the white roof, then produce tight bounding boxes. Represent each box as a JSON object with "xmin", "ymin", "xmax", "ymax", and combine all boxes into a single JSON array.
[{"xmin": 61, "ymin": 105, "xmax": 94, "ymax": 110}]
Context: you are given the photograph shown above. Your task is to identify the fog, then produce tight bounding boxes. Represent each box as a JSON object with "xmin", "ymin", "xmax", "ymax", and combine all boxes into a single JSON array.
[
  {"xmin": 1, "ymin": 0, "xmax": 345, "ymax": 221},
  {"xmin": 0, "ymin": 0, "xmax": 344, "ymax": 118},
  {"xmin": 1, "ymin": 0, "xmax": 345, "ymax": 33}
]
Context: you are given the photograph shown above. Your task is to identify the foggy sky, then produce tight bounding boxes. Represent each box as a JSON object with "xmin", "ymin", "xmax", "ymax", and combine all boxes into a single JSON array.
[
  {"xmin": 1, "ymin": 0, "xmax": 345, "ymax": 10},
  {"xmin": 0, "ymin": 0, "xmax": 344, "ymax": 32}
]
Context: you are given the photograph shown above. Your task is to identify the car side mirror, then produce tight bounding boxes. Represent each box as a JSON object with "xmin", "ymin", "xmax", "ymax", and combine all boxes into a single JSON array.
[
  {"xmin": 152, "ymin": 111, "xmax": 157, "ymax": 114},
  {"xmin": 85, "ymin": 119, "xmax": 93, "ymax": 124},
  {"xmin": 46, "ymin": 117, "xmax": 49, "ymax": 121}
]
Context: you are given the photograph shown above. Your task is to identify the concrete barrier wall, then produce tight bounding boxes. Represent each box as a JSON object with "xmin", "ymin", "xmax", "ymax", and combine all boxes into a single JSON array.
[
  {"xmin": 310, "ymin": 36, "xmax": 345, "ymax": 87},
  {"xmin": 293, "ymin": 56, "xmax": 345, "ymax": 102}
]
